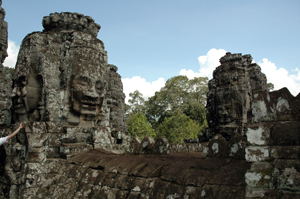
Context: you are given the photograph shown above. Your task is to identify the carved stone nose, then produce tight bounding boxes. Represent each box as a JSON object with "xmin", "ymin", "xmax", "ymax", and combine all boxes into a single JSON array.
[
  {"xmin": 11, "ymin": 87, "xmax": 22, "ymax": 97},
  {"xmin": 84, "ymin": 91, "xmax": 99, "ymax": 98},
  {"xmin": 84, "ymin": 86, "xmax": 99, "ymax": 98}
]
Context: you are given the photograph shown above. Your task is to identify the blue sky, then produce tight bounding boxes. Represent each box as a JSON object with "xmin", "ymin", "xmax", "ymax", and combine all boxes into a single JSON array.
[{"xmin": 2, "ymin": 0, "xmax": 300, "ymax": 101}]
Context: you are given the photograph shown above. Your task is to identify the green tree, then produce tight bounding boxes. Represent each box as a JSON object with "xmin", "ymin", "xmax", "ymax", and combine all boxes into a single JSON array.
[
  {"xmin": 184, "ymin": 101, "xmax": 208, "ymax": 132},
  {"xmin": 157, "ymin": 111, "xmax": 200, "ymax": 143},
  {"xmin": 145, "ymin": 75, "xmax": 208, "ymax": 129},
  {"xmin": 126, "ymin": 112, "xmax": 155, "ymax": 140},
  {"xmin": 127, "ymin": 90, "xmax": 145, "ymax": 114},
  {"xmin": 4, "ymin": 66, "xmax": 14, "ymax": 75},
  {"xmin": 267, "ymin": 82, "xmax": 274, "ymax": 92}
]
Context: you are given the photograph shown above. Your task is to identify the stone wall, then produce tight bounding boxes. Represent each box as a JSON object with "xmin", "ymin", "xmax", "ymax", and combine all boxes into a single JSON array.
[
  {"xmin": 203, "ymin": 53, "xmax": 300, "ymax": 198},
  {"xmin": 244, "ymin": 89, "xmax": 300, "ymax": 198},
  {"xmin": 20, "ymin": 149, "xmax": 250, "ymax": 199}
]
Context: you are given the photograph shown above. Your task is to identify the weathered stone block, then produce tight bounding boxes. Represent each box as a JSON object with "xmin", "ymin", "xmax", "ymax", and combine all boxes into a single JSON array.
[
  {"xmin": 245, "ymin": 162, "xmax": 272, "ymax": 188},
  {"xmin": 61, "ymin": 127, "xmax": 93, "ymax": 143},
  {"xmin": 246, "ymin": 124, "xmax": 270, "ymax": 146},
  {"xmin": 25, "ymin": 163, "xmax": 47, "ymax": 175},
  {"xmin": 60, "ymin": 143, "xmax": 93, "ymax": 159},
  {"xmin": 31, "ymin": 122, "xmax": 47, "ymax": 134},
  {"xmin": 271, "ymin": 146, "xmax": 300, "ymax": 159},
  {"xmin": 228, "ymin": 134, "xmax": 247, "ymax": 159},
  {"xmin": 46, "ymin": 147, "xmax": 60, "ymax": 158},
  {"xmin": 46, "ymin": 122, "xmax": 64, "ymax": 133},
  {"xmin": 139, "ymin": 136, "xmax": 155, "ymax": 154},
  {"xmin": 27, "ymin": 133, "xmax": 49, "ymax": 148},
  {"xmin": 130, "ymin": 137, "xmax": 141, "ymax": 154},
  {"xmin": 27, "ymin": 150, "xmax": 47, "ymax": 162},
  {"xmin": 251, "ymin": 91, "xmax": 276, "ymax": 122},
  {"xmin": 207, "ymin": 134, "xmax": 228, "ymax": 158},
  {"xmin": 153, "ymin": 136, "xmax": 170, "ymax": 155},
  {"xmin": 245, "ymin": 146, "xmax": 270, "ymax": 162},
  {"xmin": 218, "ymin": 185, "xmax": 245, "ymax": 199},
  {"xmin": 93, "ymin": 127, "xmax": 113, "ymax": 146},
  {"xmin": 273, "ymin": 159, "xmax": 300, "ymax": 192},
  {"xmin": 23, "ymin": 187, "xmax": 40, "ymax": 199},
  {"xmin": 48, "ymin": 133, "xmax": 62, "ymax": 147},
  {"xmin": 245, "ymin": 186, "xmax": 278, "ymax": 198},
  {"xmin": 269, "ymin": 121, "xmax": 300, "ymax": 146},
  {"xmin": 170, "ymin": 143, "xmax": 188, "ymax": 153}
]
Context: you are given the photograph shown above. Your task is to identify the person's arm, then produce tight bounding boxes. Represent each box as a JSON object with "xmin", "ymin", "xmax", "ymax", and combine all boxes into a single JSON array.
[{"xmin": 7, "ymin": 123, "xmax": 23, "ymax": 141}]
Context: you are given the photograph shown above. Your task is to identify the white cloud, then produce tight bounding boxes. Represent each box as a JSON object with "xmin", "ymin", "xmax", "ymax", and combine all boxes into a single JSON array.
[
  {"xmin": 122, "ymin": 76, "xmax": 165, "ymax": 103},
  {"xmin": 3, "ymin": 39, "xmax": 20, "ymax": 68},
  {"xmin": 122, "ymin": 49, "xmax": 227, "ymax": 103},
  {"xmin": 258, "ymin": 58, "xmax": 300, "ymax": 96},
  {"xmin": 180, "ymin": 48, "xmax": 226, "ymax": 80}
]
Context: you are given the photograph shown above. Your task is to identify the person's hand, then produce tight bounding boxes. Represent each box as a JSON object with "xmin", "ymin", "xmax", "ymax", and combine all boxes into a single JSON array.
[{"xmin": 19, "ymin": 123, "xmax": 23, "ymax": 129}]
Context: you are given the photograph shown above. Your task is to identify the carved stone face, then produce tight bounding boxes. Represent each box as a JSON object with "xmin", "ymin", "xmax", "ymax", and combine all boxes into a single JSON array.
[
  {"xmin": 215, "ymin": 89, "xmax": 241, "ymax": 126},
  {"xmin": 12, "ymin": 73, "xmax": 43, "ymax": 121},
  {"xmin": 68, "ymin": 63, "xmax": 105, "ymax": 125},
  {"xmin": 70, "ymin": 75, "xmax": 104, "ymax": 115}
]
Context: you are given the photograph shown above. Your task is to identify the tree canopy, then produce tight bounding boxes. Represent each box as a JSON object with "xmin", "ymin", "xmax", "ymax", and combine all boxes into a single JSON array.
[
  {"xmin": 157, "ymin": 110, "xmax": 200, "ymax": 143},
  {"xmin": 145, "ymin": 75, "xmax": 208, "ymax": 127},
  {"xmin": 125, "ymin": 75, "xmax": 208, "ymax": 143},
  {"xmin": 126, "ymin": 112, "xmax": 156, "ymax": 141}
]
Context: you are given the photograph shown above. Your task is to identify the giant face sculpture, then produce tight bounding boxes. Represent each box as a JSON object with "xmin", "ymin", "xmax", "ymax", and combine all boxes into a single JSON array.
[
  {"xmin": 67, "ymin": 60, "xmax": 106, "ymax": 126},
  {"xmin": 12, "ymin": 73, "xmax": 43, "ymax": 122},
  {"xmin": 216, "ymin": 91, "xmax": 241, "ymax": 126}
]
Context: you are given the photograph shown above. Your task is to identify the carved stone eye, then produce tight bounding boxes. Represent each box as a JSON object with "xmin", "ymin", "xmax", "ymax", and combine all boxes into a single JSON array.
[
  {"xmin": 95, "ymin": 81, "xmax": 102, "ymax": 91},
  {"xmin": 74, "ymin": 76, "xmax": 89, "ymax": 90}
]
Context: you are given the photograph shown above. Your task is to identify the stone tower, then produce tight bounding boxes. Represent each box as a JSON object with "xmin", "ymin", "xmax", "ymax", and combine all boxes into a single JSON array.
[
  {"xmin": 2, "ymin": 12, "xmax": 130, "ymax": 197},
  {"xmin": 205, "ymin": 52, "xmax": 268, "ymax": 140}
]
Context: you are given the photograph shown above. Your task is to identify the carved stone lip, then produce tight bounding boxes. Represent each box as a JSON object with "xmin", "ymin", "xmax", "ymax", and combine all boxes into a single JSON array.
[
  {"xmin": 81, "ymin": 110, "xmax": 97, "ymax": 115},
  {"xmin": 82, "ymin": 104, "xmax": 96, "ymax": 110},
  {"xmin": 81, "ymin": 108, "xmax": 97, "ymax": 115},
  {"xmin": 14, "ymin": 103, "xmax": 23, "ymax": 108},
  {"xmin": 80, "ymin": 99, "xmax": 99, "ymax": 105},
  {"xmin": 81, "ymin": 103, "xmax": 97, "ymax": 115},
  {"xmin": 14, "ymin": 104, "xmax": 26, "ymax": 114},
  {"xmin": 219, "ymin": 117, "xmax": 232, "ymax": 124}
]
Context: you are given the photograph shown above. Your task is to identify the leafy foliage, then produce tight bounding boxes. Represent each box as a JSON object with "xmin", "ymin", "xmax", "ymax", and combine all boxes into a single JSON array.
[
  {"xmin": 126, "ymin": 90, "xmax": 145, "ymax": 115},
  {"xmin": 125, "ymin": 75, "xmax": 209, "ymax": 143},
  {"xmin": 4, "ymin": 66, "xmax": 14, "ymax": 75},
  {"xmin": 145, "ymin": 75, "xmax": 208, "ymax": 128},
  {"xmin": 157, "ymin": 110, "xmax": 200, "ymax": 143},
  {"xmin": 126, "ymin": 112, "xmax": 156, "ymax": 140},
  {"xmin": 267, "ymin": 82, "xmax": 274, "ymax": 91}
]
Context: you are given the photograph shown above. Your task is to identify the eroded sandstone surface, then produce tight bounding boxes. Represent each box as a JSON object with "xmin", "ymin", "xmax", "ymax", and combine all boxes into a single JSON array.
[
  {"xmin": 0, "ymin": 7, "xmax": 299, "ymax": 199},
  {"xmin": 0, "ymin": 1, "xmax": 12, "ymax": 197}
]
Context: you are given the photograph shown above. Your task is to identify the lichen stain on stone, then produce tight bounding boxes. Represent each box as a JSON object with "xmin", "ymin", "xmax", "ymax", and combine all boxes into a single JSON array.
[
  {"xmin": 252, "ymin": 100, "xmax": 267, "ymax": 122},
  {"xmin": 246, "ymin": 127, "xmax": 266, "ymax": 145},
  {"xmin": 245, "ymin": 146, "xmax": 269, "ymax": 162},
  {"xmin": 212, "ymin": 142, "xmax": 219, "ymax": 154},
  {"xmin": 276, "ymin": 97, "xmax": 290, "ymax": 113},
  {"xmin": 245, "ymin": 171, "xmax": 262, "ymax": 187},
  {"xmin": 230, "ymin": 143, "xmax": 239, "ymax": 156}
]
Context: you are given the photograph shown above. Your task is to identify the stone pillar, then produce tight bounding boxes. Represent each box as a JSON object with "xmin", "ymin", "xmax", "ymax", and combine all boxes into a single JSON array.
[{"xmin": 206, "ymin": 52, "xmax": 267, "ymax": 140}]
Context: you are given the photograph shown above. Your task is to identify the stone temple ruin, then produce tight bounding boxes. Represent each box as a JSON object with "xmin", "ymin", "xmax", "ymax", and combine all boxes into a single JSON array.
[{"xmin": 0, "ymin": 3, "xmax": 299, "ymax": 198}]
